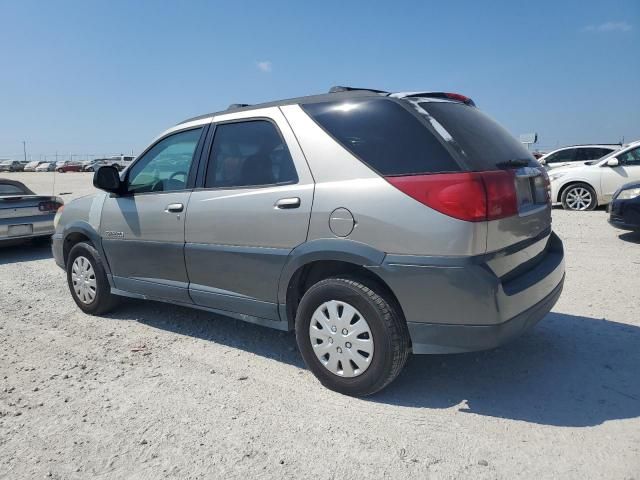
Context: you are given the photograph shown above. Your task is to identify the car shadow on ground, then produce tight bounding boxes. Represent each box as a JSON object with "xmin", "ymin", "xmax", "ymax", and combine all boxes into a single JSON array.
[
  {"xmin": 106, "ymin": 301, "xmax": 640, "ymax": 428},
  {"xmin": 618, "ymin": 231, "xmax": 640, "ymax": 244},
  {"xmin": 0, "ymin": 240, "xmax": 52, "ymax": 265}
]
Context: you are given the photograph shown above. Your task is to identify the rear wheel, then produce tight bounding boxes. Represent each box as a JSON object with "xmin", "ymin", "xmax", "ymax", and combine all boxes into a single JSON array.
[
  {"xmin": 295, "ymin": 278, "xmax": 410, "ymax": 396},
  {"xmin": 66, "ymin": 242, "xmax": 119, "ymax": 315},
  {"xmin": 561, "ymin": 183, "xmax": 597, "ymax": 211}
]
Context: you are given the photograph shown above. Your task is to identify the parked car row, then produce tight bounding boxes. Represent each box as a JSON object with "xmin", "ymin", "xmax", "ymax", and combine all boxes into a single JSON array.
[{"xmin": 2, "ymin": 156, "xmax": 136, "ymax": 173}]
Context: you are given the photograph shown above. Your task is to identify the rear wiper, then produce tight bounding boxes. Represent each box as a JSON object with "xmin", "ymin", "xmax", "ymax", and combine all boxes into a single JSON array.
[{"xmin": 495, "ymin": 159, "xmax": 530, "ymax": 168}]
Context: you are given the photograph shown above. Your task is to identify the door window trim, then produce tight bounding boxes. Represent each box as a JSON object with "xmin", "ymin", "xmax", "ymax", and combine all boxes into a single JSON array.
[
  {"xmin": 193, "ymin": 116, "xmax": 299, "ymax": 191},
  {"xmin": 122, "ymin": 124, "xmax": 210, "ymax": 197}
]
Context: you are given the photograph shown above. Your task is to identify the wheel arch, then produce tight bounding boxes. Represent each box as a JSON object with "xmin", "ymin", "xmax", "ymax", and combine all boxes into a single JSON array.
[
  {"xmin": 278, "ymin": 239, "xmax": 404, "ymax": 330},
  {"xmin": 557, "ymin": 180, "xmax": 598, "ymax": 203},
  {"xmin": 62, "ymin": 222, "xmax": 105, "ymax": 270}
]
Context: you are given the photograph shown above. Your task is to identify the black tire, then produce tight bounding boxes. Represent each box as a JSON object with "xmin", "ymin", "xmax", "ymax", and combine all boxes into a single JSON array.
[
  {"xmin": 295, "ymin": 277, "xmax": 410, "ymax": 396},
  {"xmin": 66, "ymin": 241, "xmax": 119, "ymax": 315},
  {"xmin": 561, "ymin": 183, "xmax": 597, "ymax": 211}
]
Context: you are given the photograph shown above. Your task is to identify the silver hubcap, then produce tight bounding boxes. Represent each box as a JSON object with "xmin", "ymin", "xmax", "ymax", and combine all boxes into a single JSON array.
[
  {"xmin": 308, "ymin": 300, "xmax": 374, "ymax": 378},
  {"xmin": 71, "ymin": 256, "xmax": 97, "ymax": 304},
  {"xmin": 566, "ymin": 187, "xmax": 592, "ymax": 210}
]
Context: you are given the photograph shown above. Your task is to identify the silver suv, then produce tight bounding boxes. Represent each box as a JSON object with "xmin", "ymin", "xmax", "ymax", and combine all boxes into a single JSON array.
[{"xmin": 53, "ymin": 87, "xmax": 565, "ymax": 396}]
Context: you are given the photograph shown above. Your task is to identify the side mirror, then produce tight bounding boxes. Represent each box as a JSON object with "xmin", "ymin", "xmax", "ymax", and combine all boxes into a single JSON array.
[
  {"xmin": 606, "ymin": 158, "xmax": 620, "ymax": 167},
  {"xmin": 93, "ymin": 166, "xmax": 123, "ymax": 194},
  {"xmin": 538, "ymin": 158, "xmax": 546, "ymax": 165}
]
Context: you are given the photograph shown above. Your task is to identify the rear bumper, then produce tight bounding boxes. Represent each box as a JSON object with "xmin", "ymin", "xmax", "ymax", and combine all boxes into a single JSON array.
[
  {"xmin": 373, "ymin": 231, "xmax": 565, "ymax": 354},
  {"xmin": 0, "ymin": 214, "xmax": 55, "ymax": 242},
  {"xmin": 407, "ymin": 277, "xmax": 563, "ymax": 353}
]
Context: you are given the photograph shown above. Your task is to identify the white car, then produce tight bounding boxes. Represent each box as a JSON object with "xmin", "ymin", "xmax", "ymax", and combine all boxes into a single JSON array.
[
  {"xmin": 23, "ymin": 161, "xmax": 43, "ymax": 172},
  {"xmin": 550, "ymin": 141, "xmax": 640, "ymax": 210},
  {"xmin": 35, "ymin": 162, "xmax": 55, "ymax": 172},
  {"xmin": 539, "ymin": 144, "xmax": 620, "ymax": 170}
]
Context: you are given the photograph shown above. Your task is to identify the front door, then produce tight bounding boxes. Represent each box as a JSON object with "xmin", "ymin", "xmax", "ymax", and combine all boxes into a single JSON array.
[
  {"xmin": 601, "ymin": 145, "xmax": 640, "ymax": 201},
  {"xmin": 185, "ymin": 109, "xmax": 314, "ymax": 321},
  {"xmin": 100, "ymin": 126, "xmax": 206, "ymax": 303}
]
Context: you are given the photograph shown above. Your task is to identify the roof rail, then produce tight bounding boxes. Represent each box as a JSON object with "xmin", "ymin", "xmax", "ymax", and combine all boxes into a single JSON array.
[
  {"xmin": 328, "ymin": 86, "xmax": 388, "ymax": 94},
  {"xmin": 227, "ymin": 103, "xmax": 251, "ymax": 110}
]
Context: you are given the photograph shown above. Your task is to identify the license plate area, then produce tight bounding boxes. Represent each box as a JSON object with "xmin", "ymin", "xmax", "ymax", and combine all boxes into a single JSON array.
[
  {"xmin": 8, "ymin": 224, "xmax": 33, "ymax": 236},
  {"xmin": 515, "ymin": 168, "xmax": 549, "ymax": 214}
]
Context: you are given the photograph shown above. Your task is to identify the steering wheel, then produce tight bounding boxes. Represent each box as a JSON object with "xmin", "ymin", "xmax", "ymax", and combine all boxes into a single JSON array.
[{"xmin": 169, "ymin": 171, "xmax": 188, "ymax": 182}]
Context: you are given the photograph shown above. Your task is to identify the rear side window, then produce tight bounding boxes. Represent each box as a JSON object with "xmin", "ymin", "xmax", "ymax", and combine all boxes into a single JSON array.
[
  {"xmin": 205, "ymin": 120, "xmax": 298, "ymax": 188},
  {"xmin": 302, "ymin": 99, "xmax": 460, "ymax": 176},
  {"xmin": 545, "ymin": 149, "xmax": 576, "ymax": 163},
  {"xmin": 417, "ymin": 102, "xmax": 537, "ymax": 170}
]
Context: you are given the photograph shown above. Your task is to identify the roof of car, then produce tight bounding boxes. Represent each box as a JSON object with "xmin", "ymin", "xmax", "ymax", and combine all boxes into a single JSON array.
[
  {"xmin": 177, "ymin": 89, "xmax": 386, "ymax": 125},
  {"xmin": 176, "ymin": 87, "xmax": 474, "ymax": 126}
]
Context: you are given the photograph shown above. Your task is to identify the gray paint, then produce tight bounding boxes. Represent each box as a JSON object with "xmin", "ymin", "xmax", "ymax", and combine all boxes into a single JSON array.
[
  {"xmin": 277, "ymin": 238, "xmax": 386, "ymax": 304},
  {"xmin": 112, "ymin": 275, "xmax": 191, "ymax": 304},
  {"xmin": 328, "ymin": 208, "xmax": 355, "ymax": 237},
  {"xmin": 408, "ymin": 278, "xmax": 563, "ymax": 353},
  {"xmin": 186, "ymin": 243, "xmax": 290, "ymax": 303},
  {"xmin": 100, "ymin": 191, "xmax": 192, "ymax": 286}
]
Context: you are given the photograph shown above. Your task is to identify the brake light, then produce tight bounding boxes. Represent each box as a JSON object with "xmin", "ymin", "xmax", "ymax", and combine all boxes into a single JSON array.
[
  {"xmin": 386, "ymin": 171, "xmax": 518, "ymax": 222},
  {"xmin": 444, "ymin": 92, "xmax": 472, "ymax": 104},
  {"xmin": 38, "ymin": 201, "xmax": 63, "ymax": 212}
]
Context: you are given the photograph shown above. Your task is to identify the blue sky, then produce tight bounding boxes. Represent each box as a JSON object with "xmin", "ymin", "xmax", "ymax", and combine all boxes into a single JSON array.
[{"xmin": 0, "ymin": 0, "xmax": 638, "ymax": 159}]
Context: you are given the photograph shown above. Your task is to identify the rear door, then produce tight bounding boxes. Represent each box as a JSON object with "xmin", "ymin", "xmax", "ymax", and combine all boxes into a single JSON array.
[
  {"xmin": 100, "ymin": 126, "xmax": 207, "ymax": 302},
  {"xmin": 185, "ymin": 107, "xmax": 314, "ymax": 321}
]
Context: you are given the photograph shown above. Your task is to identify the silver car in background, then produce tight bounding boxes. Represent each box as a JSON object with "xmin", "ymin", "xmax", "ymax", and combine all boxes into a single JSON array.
[
  {"xmin": 0, "ymin": 179, "xmax": 63, "ymax": 243},
  {"xmin": 53, "ymin": 86, "xmax": 565, "ymax": 395}
]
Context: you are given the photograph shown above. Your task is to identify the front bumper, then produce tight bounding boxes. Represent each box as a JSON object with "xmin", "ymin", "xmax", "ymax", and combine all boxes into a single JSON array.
[{"xmin": 52, "ymin": 233, "xmax": 65, "ymax": 268}]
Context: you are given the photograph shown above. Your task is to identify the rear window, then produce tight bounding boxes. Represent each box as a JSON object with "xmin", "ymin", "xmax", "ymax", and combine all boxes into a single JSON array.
[
  {"xmin": 302, "ymin": 98, "xmax": 460, "ymax": 176},
  {"xmin": 417, "ymin": 101, "xmax": 537, "ymax": 170}
]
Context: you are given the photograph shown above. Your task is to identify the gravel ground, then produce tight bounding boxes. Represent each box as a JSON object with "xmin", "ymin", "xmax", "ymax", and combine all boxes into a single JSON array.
[{"xmin": 1, "ymin": 172, "xmax": 639, "ymax": 479}]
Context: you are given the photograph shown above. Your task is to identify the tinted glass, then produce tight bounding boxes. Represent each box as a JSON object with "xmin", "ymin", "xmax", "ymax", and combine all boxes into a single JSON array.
[
  {"xmin": 618, "ymin": 146, "xmax": 640, "ymax": 166},
  {"xmin": 576, "ymin": 148, "xmax": 612, "ymax": 161},
  {"xmin": 127, "ymin": 127, "xmax": 202, "ymax": 193},
  {"xmin": 418, "ymin": 102, "xmax": 537, "ymax": 170},
  {"xmin": 545, "ymin": 149, "xmax": 576, "ymax": 163},
  {"xmin": 205, "ymin": 120, "xmax": 298, "ymax": 188},
  {"xmin": 302, "ymin": 99, "xmax": 460, "ymax": 175},
  {"xmin": 0, "ymin": 184, "xmax": 26, "ymax": 195}
]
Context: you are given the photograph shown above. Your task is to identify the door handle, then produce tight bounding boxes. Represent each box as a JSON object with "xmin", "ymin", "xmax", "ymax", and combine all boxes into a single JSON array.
[
  {"xmin": 274, "ymin": 197, "xmax": 301, "ymax": 209},
  {"xmin": 165, "ymin": 203, "xmax": 184, "ymax": 213}
]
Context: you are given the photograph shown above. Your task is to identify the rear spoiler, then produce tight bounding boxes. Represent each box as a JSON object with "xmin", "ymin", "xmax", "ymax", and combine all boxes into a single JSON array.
[{"xmin": 391, "ymin": 91, "xmax": 476, "ymax": 107}]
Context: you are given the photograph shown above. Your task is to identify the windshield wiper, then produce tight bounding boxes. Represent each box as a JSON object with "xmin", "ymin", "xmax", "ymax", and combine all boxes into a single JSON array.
[{"xmin": 495, "ymin": 159, "xmax": 530, "ymax": 168}]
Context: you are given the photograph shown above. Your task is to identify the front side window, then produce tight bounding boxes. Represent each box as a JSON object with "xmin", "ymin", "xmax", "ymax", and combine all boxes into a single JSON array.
[
  {"xmin": 204, "ymin": 120, "xmax": 298, "ymax": 188},
  {"xmin": 618, "ymin": 146, "xmax": 640, "ymax": 166},
  {"xmin": 127, "ymin": 127, "xmax": 203, "ymax": 194}
]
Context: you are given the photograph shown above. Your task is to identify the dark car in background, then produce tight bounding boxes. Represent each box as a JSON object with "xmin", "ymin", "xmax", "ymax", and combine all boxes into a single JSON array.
[
  {"xmin": 0, "ymin": 179, "xmax": 64, "ymax": 244},
  {"xmin": 609, "ymin": 181, "xmax": 640, "ymax": 232}
]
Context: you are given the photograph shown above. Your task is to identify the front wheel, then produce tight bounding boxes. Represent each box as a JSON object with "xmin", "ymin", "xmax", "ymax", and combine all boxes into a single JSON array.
[
  {"xmin": 66, "ymin": 242, "xmax": 119, "ymax": 315},
  {"xmin": 561, "ymin": 183, "xmax": 598, "ymax": 211},
  {"xmin": 295, "ymin": 278, "xmax": 410, "ymax": 396}
]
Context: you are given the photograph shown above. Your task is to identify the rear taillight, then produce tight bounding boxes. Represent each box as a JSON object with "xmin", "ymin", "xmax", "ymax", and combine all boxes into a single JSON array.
[
  {"xmin": 38, "ymin": 201, "xmax": 63, "ymax": 212},
  {"xmin": 386, "ymin": 170, "xmax": 518, "ymax": 222}
]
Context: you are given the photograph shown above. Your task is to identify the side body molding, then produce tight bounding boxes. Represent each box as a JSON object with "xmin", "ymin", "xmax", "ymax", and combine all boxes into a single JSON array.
[{"xmin": 277, "ymin": 238, "xmax": 386, "ymax": 306}]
